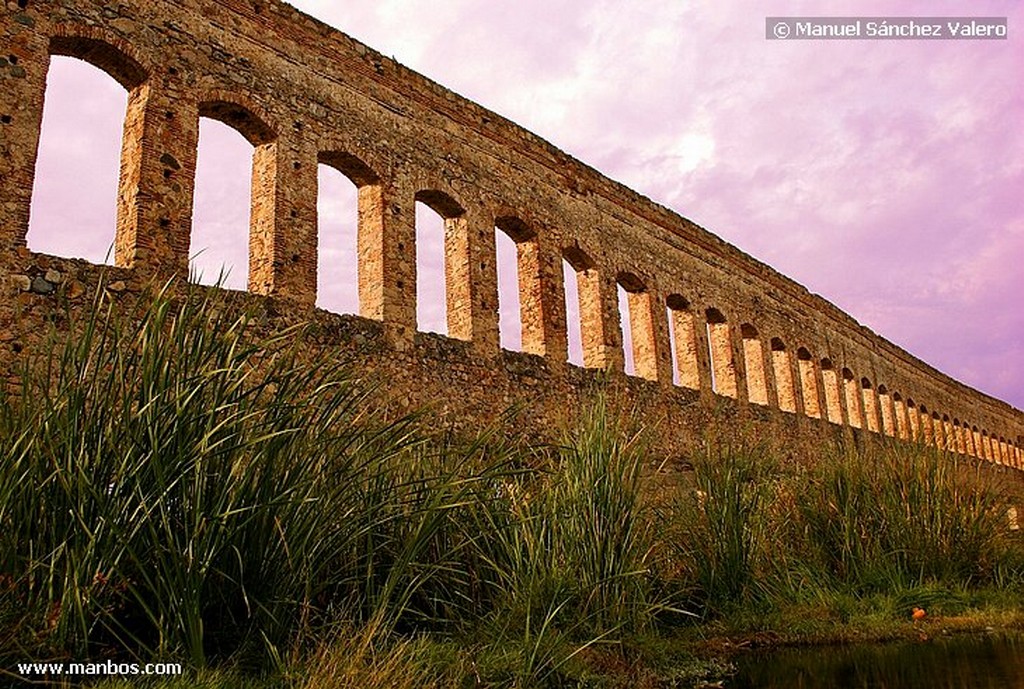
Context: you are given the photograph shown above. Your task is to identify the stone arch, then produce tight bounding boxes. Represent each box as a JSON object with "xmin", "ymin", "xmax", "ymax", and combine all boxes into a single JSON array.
[
  {"xmin": 615, "ymin": 271, "xmax": 657, "ymax": 380},
  {"xmin": 26, "ymin": 29, "xmax": 151, "ymax": 265},
  {"xmin": 796, "ymin": 347, "xmax": 821, "ymax": 419},
  {"xmin": 49, "ymin": 29, "xmax": 149, "ymax": 89},
  {"xmin": 666, "ymin": 294, "xmax": 700, "ymax": 390},
  {"xmin": 316, "ymin": 151, "xmax": 382, "ymax": 316},
  {"xmin": 705, "ymin": 308, "xmax": 737, "ymax": 398},
  {"xmin": 740, "ymin": 324, "xmax": 768, "ymax": 405},
  {"xmin": 769, "ymin": 338, "xmax": 796, "ymax": 413},
  {"xmin": 190, "ymin": 94, "xmax": 279, "ymax": 293},
  {"xmin": 494, "ymin": 215, "xmax": 543, "ymax": 354},
  {"xmin": 198, "ymin": 97, "xmax": 277, "ymax": 147},
  {"xmin": 414, "ymin": 188, "xmax": 467, "ymax": 338}
]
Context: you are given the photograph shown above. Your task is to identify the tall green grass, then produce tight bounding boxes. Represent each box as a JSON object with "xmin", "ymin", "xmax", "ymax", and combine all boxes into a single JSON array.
[
  {"xmin": 0, "ymin": 281, "xmax": 496, "ymax": 666},
  {"xmin": 795, "ymin": 443, "xmax": 1012, "ymax": 590}
]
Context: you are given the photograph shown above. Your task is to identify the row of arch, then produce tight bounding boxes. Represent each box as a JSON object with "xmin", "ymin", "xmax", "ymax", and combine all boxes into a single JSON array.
[{"xmin": 9, "ymin": 26, "xmax": 1023, "ymax": 469}]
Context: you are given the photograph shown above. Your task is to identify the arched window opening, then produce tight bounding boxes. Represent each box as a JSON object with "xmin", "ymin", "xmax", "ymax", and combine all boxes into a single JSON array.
[
  {"xmin": 494, "ymin": 216, "xmax": 541, "ymax": 354},
  {"xmin": 191, "ymin": 117, "xmax": 258, "ymax": 290},
  {"xmin": 705, "ymin": 308, "xmax": 737, "ymax": 398},
  {"xmin": 771, "ymin": 338, "xmax": 796, "ymax": 413},
  {"xmin": 952, "ymin": 420, "xmax": 963, "ymax": 454},
  {"xmin": 740, "ymin": 324, "xmax": 768, "ymax": 406},
  {"xmin": 877, "ymin": 385, "xmax": 895, "ymax": 437},
  {"xmin": 860, "ymin": 377, "xmax": 880, "ymax": 433},
  {"xmin": 796, "ymin": 347, "xmax": 821, "ymax": 419},
  {"xmin": 842, "ymin": 368, "xmax": 862, "ymax": 429},
  {"xmin": 495, "ymin": 226, "xmax": 523, "ymax": 351},
  {"xmin": 981, "ymin": 431, "xmax": 992, "ymax": 461},
  {"xmin": 666, "ymin": 295, "xmax": 699, "ymax": 390},
  {"xmin": 562, "ymin": 258, "xmax": 583, "ymax": 366},
  {"xmin": 820, "ymin": 359, "xmax": 843, "ymax": 424},
  {"xmin": 972, "ymin": 426, "xmax": 982, "ymax": 459},
  {"xmin": 316, "ymin": 152, "xmax": 380, "ymax": 316},
  {"xmin": 562, "ymin": 246, "xmax": 602, "ymax": 368},
  {"xmin": 616, "ymin": 272, "xmax": 656, "ymax": 380},
  {"xmin": 28, "ymin": 55, "xmax": 130, "ymax": 264},
  {"xmin": 414, "ymin": 190, "xmax": 466, "ymax": 337}
]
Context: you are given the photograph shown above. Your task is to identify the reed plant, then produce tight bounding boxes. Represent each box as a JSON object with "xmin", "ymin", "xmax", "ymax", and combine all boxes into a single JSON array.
[{"xmin": 795, "ymin": 442, "xmax": 1013, "ymax": 591}]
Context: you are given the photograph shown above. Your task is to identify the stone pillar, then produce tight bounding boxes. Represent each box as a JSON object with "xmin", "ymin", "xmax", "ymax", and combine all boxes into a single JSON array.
[
  {"xmin": 446, "ymin": 206, "xmax": 499, "ymax": 356},
  {"xmin": 649, "ymin": 289, "xmax": 675, "ymax": 386},
  {"xmin": 667, "ymin": 298, "xmax": 701, "ymax": 391},
  {"xmin": 626, "ymin": 288, "xmax": 658, "ymax": 381},
  {"xmin": 359, "ymin": 173, "xmax": 416, "ymax": 346},
  {"xmin": 529, "ymin": 233, "xmax": 567, "ymax": 365},
  {"xmin": 255, "ymin": 131, "xmax": 319, "ymax": 306},
  {"xmin": 0, "ymin": 20, "xmax": 49, "ymax": 252}
]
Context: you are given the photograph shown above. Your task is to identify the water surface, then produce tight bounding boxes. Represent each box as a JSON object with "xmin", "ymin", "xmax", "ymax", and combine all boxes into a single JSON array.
[{"xmin": 729, "ymin": 633, "xmax": 1023, "ymax": 688}]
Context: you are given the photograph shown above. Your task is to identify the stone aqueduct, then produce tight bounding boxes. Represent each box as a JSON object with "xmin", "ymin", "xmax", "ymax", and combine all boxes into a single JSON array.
[{"xmin": 2, "ymin": 0, "xmax": 1022, "ymax": 466}]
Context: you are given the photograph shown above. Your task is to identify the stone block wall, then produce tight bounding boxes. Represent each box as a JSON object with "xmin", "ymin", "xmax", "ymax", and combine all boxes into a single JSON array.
[{"xmin": 2, "ymin": 0, "xmax": 1022, "ymax": 468}]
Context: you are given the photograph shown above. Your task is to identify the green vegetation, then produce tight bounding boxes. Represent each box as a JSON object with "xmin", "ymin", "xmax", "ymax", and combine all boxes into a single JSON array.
[{"xmin": 1, "ymin": 283, "xmax": 1022, "ymax": 687}]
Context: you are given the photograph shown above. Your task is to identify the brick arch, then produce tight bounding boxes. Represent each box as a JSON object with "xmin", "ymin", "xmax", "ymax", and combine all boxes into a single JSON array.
[
  {"xmin": 24, "ymin": 27, "xmax": 155, "ymax": 266},
  {"xmin": 493, "ymin": 214, "xmax": 545, "ymax": 355},
  {"xmin": 315, "ymin": 150, "xmax": 383, "ymax": 317},
  {"xmin": 198, "ymin": 95, "xmax": 277, "ymax": 146},
  {"xmin": 415, "ymin": 189, "xmax": 465, "ymax": 218},
  {"xmin": 49, "ymin": 25, "xmax": 149, "ymax": 89},
  {"xmin": 495, "ymin": 215, "xmax": 536, "ymax": 243},
  {"xmin": 318, "ymin": 150, "xmax": 381, "ymax": 186}
]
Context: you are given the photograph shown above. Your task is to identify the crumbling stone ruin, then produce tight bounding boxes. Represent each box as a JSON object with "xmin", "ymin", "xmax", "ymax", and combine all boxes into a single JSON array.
[{"xmin": 2, "ymin": 0, "xmax": 1022, "ymax": 468}]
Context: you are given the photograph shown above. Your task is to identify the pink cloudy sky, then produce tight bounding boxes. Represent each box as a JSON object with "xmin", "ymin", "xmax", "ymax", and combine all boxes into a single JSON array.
[{"xmin": 26, "ymin": 0, "xmax": 1023, "ymax": 410}]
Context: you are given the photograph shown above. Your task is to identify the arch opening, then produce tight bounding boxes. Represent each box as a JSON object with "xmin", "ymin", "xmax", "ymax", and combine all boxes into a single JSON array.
[
  {"xmin": 28, "ymin": 54, "xmax": 132, "ymax": 265},
  {"xmin": 414, "ymin": 190, "xmax": 466, "ymax": 337}
]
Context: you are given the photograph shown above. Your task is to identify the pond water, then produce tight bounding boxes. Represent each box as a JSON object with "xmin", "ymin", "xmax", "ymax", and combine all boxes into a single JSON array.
[{"xmin": 728, "ymin": 633, "xmax": 1024, "ymax": 688}]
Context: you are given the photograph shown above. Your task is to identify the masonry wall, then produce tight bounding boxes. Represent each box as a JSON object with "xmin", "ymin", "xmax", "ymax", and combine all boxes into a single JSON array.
[{"xmin": 2, "ymin": 0, "xmax": 1023, "ymax": 469}]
